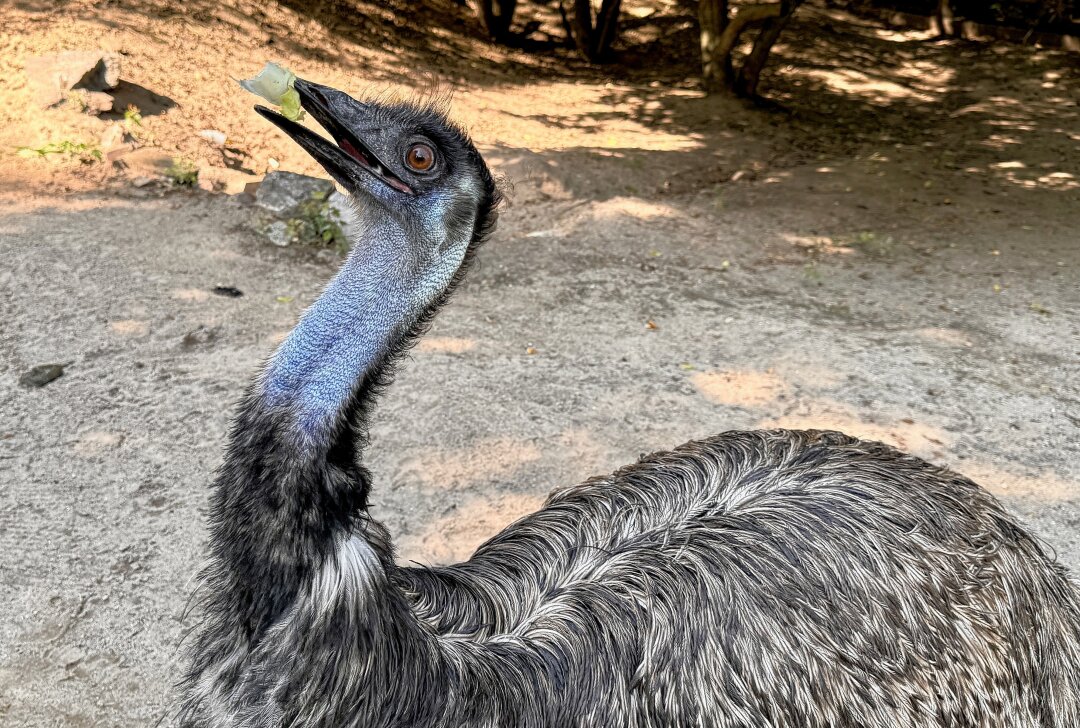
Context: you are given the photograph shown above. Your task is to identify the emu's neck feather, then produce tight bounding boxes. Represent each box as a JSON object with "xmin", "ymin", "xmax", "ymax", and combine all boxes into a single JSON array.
[{"xmin": 260, "ymin": 214, "xmax": 461, "ymax": 444}]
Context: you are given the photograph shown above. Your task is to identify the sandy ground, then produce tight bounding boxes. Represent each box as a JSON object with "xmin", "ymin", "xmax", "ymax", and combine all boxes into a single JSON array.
[{"xmin": 1, "ymin": 1, "xmax": 1078, "ymax": 725}]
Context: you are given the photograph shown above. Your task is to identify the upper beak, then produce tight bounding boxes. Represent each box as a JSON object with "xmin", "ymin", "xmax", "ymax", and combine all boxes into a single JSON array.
[{"xmin": 255, "ymin": 78, "xmax": 413, "ymax": 195}]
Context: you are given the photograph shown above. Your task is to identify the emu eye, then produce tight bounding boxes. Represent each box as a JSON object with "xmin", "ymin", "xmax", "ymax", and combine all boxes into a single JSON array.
[{"xmin": 405, "ymin": 143, "xmax": 436, "ymax": 172}]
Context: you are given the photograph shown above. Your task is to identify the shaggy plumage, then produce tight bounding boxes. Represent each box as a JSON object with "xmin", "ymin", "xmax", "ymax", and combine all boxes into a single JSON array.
[{"xmin": 179, "ymin": 80, "xmax": 1080, "ymax": 728}]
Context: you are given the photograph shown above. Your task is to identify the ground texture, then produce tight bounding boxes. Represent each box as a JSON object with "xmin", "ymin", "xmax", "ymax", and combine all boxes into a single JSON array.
[{"xmin": 0, "ymin": 1, "xmax": 1078, "ymax": 725}]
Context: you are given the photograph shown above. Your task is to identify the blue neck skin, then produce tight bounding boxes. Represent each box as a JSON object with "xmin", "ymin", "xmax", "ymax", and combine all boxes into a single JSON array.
[{"xmin": 260, "ymin": 212, "xmax": 459, "ymax": 444}]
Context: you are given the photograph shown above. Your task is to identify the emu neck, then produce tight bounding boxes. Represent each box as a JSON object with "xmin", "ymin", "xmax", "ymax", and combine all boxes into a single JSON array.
[{"xmin": 261, "ymin": 213, "xmax": 456, "ymax": 445}]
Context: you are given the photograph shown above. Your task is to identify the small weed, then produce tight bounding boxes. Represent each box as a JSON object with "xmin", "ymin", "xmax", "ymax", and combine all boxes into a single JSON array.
[
  {"xmin": 66, "ymin": 89, "xmax": 90, "ymax": 113},
  {"xmin": 285, "ymin": 191, "xmax": 347, "ymax": 250},
  {"xmin": 713, "ymin": 187, "xmax": 725, "ymax": 210},
  {"xmin": 123, "ymin": 105, "xmax": 143, "ymax": 128},
  {"xmin": 166, "ymin": 158, "xmax": 199, "ymax": 186},
  {"xmin": 844, "ymin": 230, "xmax": 894, "ymax": 256},
  {"xmin": 16, "ymin": 140, "xmax": 102, "ymax": 164}
]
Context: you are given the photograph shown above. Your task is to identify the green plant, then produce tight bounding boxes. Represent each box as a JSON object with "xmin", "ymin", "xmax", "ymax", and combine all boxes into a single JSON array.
[
  {"xmin": 66, "ymin": 89, "xmax": 90, "ymax": 113},
  {"xmin": 844, "ymin": 230, "xmax": 894, "ymax": 257},
  {"xmin": 16, "ymin": 140, "xmax": 102, "ymax": 164},
  {"xmin": 123, "ymin": 105, "xmax": 143, "ymax": 128},
  {"xmin": 166, "ymin": 158, "xmax": 199, "ymax": 186},
  {"xmin": 285, "ymin": 190, "xmax": 347, "ymax": 250}
]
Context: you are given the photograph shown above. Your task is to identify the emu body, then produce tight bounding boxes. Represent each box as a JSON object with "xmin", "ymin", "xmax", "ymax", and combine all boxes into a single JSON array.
[{"xmin": 180, "ymin": 80, "xmax": 1080, "ymax": 727}]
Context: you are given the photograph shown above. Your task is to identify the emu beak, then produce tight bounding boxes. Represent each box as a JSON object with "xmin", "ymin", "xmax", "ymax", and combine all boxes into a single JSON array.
[{"xmin": 256, "ymin": 78, "xmax": 414, "ymax": 196}]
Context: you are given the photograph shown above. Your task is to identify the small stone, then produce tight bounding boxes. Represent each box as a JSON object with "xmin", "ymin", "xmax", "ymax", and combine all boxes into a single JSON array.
[
  {"xmin": 81, "ymin": 90, "xmax": 115, "ymax": 115},
  {"xmin": 19, "ymin": 364, "xmax": 65, "ymax": 388},
  {"xmin": 265, "ymin": 220, "xmax": 292, "ymax": 247},
  {"xmin": 211, "ymin": 286, "xmax": 243, "ymax": 298},
  {"xmin": 255, "ymin": 171, "xmax": 334, "ymax": 217},
  {"xmin": 101, "ymin": 131, "xmax": 136, "ymax": 162},
  {"xmin": 197, "ymin": 129, "xmax": 227, "ymax": 147},
  {"xmin": 130, "ymin": 176, "xmax": 155, "ymax": 188}
]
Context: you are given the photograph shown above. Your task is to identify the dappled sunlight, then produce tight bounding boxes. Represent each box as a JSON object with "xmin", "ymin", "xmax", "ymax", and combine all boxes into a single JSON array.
[
  {"xmin": 71, "ymin": 431, "xmax": 125, "ymax": 457},
  {"xmin": 963, "ymin": 462, "xmax": 1078, "ymax": 504},
  {"xmin": 692, "ymin": 369, "xmax": 790, "ymax": 409},
  {"xmin": 170, "ymin": 288, "xmax": 212, "ymax": 302},
  {"xmin": 794, "ymin": 67, "xmax": 941, "ymax": 104},
  {"xmin": 987, "ymin": 160, "xmax": 1080, "ymax": 191},
  {"xmin": 780, "ymin": 232, "xmax": 857, "ymax": 256},
  {"xmin": 758, "ymin": 397, "xmax": 952, "ymax": 463},
  {"xmin": 913, "ymin": 327, "xmax": 974, "ymax": 348},
  {"xmin": 395, "ymin": 435, "xmax": 544, "ymax": 491},
  {"xmin": 473, "ymin": 83, "xmax": 707, "ymax": 152},
  {"xmin": 872, "ymin": 28, "xmax": 936, "ymax": 43},
  {"xmin": 397, "ymin": 492, "xmax": 546, "ymax": 565},
  {"xmin": 108, "ymin": 319, "xmax": 149, "ymax": 337},
  {"xmin": 416, "ymin": 336, "xmax": 476, "ymax": 354},
  {"xmin": 771, "ymin": 361, "xmax": 846, "ymax": 390},
  {"xmin": 589, "ymin": 197, "xmax": 681, "ymax": 221}
]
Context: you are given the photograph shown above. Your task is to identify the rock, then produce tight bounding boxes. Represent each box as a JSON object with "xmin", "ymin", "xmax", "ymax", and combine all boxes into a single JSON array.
[
  {"xmin": 264, "ymin": 220, "xmax": 293, "ymax": 247},
  {"xmin": 327, "ymin": 190, "xmax": 359, "ymax": 243},
  {"xmin": 25, "ymin": 51, "xmax": 121, "ymax": 109},
  {"xmin": 196, "ymin": 167, "xmax": 261, "ymax": 195},
  {"xmin": 197, "ymin": 129, "xmax": 227, "ymax": 147},
  {"xmin": 211, "ymin": 286, "xmax": 243, "ymax": 298},
  {"xmin": 100, "ymin": 125, "xmax": 136, "ymax": 160},
  {"xmin": 19, "ymin": 363, "xmax": 65, "ymax": 388},
  {"xmin": 81, "ymin": 90, "xmax": 115, "ymax": 115},
  {"xmin": 255, "ymin": 171, "xmax": 334, "ymax": 217},
  {"xmin": 100, "ymin": 125, "xmax": 124, "ymax": 149},
  {"xmin": 112, "ymin": 147, "xmax": 173, "ymax": 177}
]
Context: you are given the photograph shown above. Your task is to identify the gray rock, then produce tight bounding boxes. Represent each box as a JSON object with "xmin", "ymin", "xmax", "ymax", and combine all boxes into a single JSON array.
[
  {"xmin": 80, "ymin": 90, "xmax": 115, "ymax": 115},
  {"xmin": 254, "ymin": 171, "xmax": 334, "ymax": 218},
  {"xmin": 327, "ymin": 190, "xmax": 359, "ymax": 244},
  {"xmin": 19, "ymin": 364, "xmax": 65, "ymax": 388},
  {"xmin": 25, "ymin": 51, "xmax": 122, "ymax": 109},
  {"xmin": 264, "ymin": 220, "xmax": 293, "ymax": 247},
  {"xmin": 101, "ymin": 125, "xmax": 136, "ymax": 161}
]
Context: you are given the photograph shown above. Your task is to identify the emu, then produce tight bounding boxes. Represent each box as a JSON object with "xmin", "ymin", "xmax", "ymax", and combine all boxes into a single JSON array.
[{"xmin": 179, "ymin": 79, "xmax": 1080, "ymax": 727}]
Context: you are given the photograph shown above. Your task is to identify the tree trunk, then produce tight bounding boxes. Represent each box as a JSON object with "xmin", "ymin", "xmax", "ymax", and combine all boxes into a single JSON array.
[
  {"xmin": 698, "ymin": 0, "xmax": 802, "ymax": 98},
  {"xmin": 698, "ymin": 0, "xmax": 732, "ymax": 92},
  {"xmin": 563, "ymin": 0, "xmax": 623, "ymax": 62},
  {"xmin": 476, "ymin": 0, "xmax": 518, "ymax": 42},
  {"xmin": 735, "ymin": 0, "xmax": 798, "ymax": 98}
]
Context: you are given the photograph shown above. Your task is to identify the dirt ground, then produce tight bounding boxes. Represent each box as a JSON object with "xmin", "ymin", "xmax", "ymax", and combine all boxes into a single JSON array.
[{"xmin": 0, "ymin": 1, "xmax": 1078, "ymax": 725}]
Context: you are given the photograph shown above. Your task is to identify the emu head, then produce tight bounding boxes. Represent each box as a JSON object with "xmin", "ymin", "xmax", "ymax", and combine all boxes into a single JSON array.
[{"xmin": 256, "ymin": 79, "xmax": 499, "ymax": 287}]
